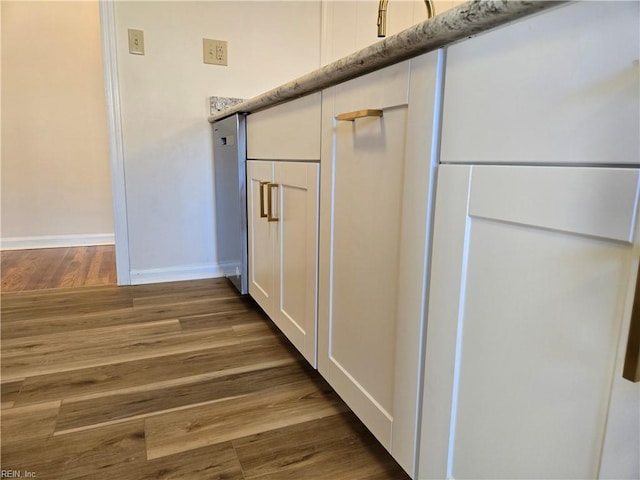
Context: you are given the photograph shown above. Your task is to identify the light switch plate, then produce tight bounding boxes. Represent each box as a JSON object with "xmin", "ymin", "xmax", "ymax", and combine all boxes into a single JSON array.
[
  {"xmin": 203, "ymin": 38, "xmax": 228, "ymax": 66},
  {"xmin": 128, "ymin": 29, "xmax": 145, "ymax": 55}
]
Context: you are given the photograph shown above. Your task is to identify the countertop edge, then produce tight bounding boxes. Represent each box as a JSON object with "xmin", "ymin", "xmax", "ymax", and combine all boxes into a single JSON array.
[{"xmin": 208, "ymin": 0, "xmax": 567, "ymax": 124}]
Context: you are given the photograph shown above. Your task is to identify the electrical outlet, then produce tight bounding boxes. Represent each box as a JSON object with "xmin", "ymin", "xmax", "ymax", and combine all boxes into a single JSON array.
[
  {"xmin": 203, "ymin": 38, "xmax": 227, "ymax": 66},
  {"xmin": 216, "ymin": 44, "xmax": 225, "ymax": 62},
  {"xmin": 128, "ymin": 29, "xmax": 145, "ymax": 55}
]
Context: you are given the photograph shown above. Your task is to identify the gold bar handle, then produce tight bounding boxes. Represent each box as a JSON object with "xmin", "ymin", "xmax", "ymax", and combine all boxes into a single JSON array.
[
  {"xmin": 259, "ymin": 181, "xmax": 269, "ymax": 218},
  {"xmin": 335, "ymin": 109, "xmax": 383, "ymax": 122},
  {"xmin": 267, "ymin": 183, "xmax": 279, "ymax": 222},
  {"xmin": 623, "ymin": 264, "xmax": 640, "ymax": 382}
]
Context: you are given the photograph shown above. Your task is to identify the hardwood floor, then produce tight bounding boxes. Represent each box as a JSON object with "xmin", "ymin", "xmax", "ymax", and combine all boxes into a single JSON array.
[
  {"xmin": 1, "ymin": 273, "xmax": 410, "ymax": 478},
  {"xmin": 1, "ymin": 245, "xmax": 117, "ymax": 292}
]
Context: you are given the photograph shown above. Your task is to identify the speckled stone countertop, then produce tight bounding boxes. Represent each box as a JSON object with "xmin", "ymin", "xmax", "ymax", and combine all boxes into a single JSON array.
[
  {"xmin": 209, "ymin": 0, "xmax": 565, "ymax": 123},
  {"xmin": 210, "ymin": 96, "xmax": 244, "ymax": 116}
]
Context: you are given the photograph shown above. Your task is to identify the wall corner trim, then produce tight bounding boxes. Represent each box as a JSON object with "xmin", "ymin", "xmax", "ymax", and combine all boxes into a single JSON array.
[{"xmin": 99, "ymin": 0, "xmax": 131, "ymax": 286}]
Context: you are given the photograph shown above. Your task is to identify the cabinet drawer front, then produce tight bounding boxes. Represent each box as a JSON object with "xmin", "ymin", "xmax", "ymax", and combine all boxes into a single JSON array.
[
  {"xmin": 247, "ymin": 92, "xmax": 321, "ymax": 161},
  {"xmin": 440, "ymin": 1, "xmax": 640, "ymax": 165},
  {"xmin": 469, "ymin": 166, "xmax": 640, "ymax": 243},
  {"xmin": 333, "ymin": 61, "xmax": 410, "ymax": 114}
]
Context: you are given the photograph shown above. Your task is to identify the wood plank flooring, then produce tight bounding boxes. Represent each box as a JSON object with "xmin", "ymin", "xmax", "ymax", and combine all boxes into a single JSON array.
[
  {"xmin": 1, "ymin": 245, "xmax": 117, "ymax": 292},
  {"xmin": 1, "ymin": 276, "xmax": 411, "ymax": 479}
]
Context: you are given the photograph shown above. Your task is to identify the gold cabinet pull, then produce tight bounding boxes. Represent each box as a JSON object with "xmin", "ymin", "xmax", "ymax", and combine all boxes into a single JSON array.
[
  {"xmin": 623, "ymin": 264, "xmax": 640, "ymax": 382},
  {"xmin": 259, "ymin": 181, "xmax": 269, "ymax": 218},
  {"xmin": 335, "ymin": 109, "xmax": 383, "ymax": 122},
  {"xmin": 267, "ymin": 183, "xmax": 279, "ymax": 222}
]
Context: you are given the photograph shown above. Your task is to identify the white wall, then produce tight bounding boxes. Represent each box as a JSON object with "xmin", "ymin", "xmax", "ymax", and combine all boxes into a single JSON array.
[
  {"xmin": 113, "ymin": 1, "xmax": 321, "ymax": 283},
  {"xmin": 1, "ymin": 1, "xmax": 114, "ymax": 249}
]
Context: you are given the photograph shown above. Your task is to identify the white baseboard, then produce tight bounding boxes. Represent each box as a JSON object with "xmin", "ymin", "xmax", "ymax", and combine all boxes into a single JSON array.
[
  {"xmin": 130, "ymin": 263, "xmax": 225, "ymax": 285},
  {"xmin": 1, "ymin": 234, "xmax": 115, "ymax": 251}
]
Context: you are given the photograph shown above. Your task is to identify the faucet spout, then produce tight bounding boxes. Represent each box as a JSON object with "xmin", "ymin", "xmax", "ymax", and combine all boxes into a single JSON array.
[
  {"xmin": 377, "ymin": 0, "xmax": 389, "ymax": 37},
  {"xmin": 377, "ymin": 0, "xmax": 435, "ymax": 38}
]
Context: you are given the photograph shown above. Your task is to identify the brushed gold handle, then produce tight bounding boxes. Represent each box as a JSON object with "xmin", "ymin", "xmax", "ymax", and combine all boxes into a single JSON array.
[
  {"xmin": 267, "ymin": 183, "xmax": 279, "ymax": 222},
  {"xmin": 623, "ymin": 264, "xmax": 640, "ymax": 382},
  {"xmin": 335, "ymin": 109, "xmax": 383, "ymax": 122},
  {"xmin": 259, "ymin": 181, "xmax": 269, "ymax": 218}
]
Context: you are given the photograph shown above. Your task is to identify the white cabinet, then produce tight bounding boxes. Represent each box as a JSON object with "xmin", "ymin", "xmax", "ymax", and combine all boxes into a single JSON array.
[
  {"xmin": 419, "ymin": 165, "xmax": 640, "ymax": 479},
  {"xmin": 246, "ymin": 93, "xmax": 321, "ymax": 161},
  {"xmin": 418, "ymin": 5, "xmax": 640, "ymax": 478},
  {"xmin": 439, "ymin": 1, "xmax": 639, "ymax": 165},
  {"xmin": 247, "ymin": 160, "xmax": 319, "ymax": 367},
  {"xmin": 318, "ymin": 52, "xmax": 442, "ymax": 476}
]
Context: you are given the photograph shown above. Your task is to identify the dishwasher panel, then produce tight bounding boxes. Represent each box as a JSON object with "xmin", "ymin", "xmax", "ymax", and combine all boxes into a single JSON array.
[{"xmin": 213, "ymin": 114, "xmax": 248, "ymax": 294}]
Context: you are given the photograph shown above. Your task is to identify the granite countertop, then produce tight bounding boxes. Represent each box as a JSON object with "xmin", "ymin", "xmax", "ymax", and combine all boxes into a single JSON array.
[{"xmin": 208, "ymin": 0, "xmax": 565, "ymax": 123}]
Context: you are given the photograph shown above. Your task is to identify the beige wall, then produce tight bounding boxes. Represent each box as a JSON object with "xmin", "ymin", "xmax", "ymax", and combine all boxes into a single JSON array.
[
  {"xmin": 114, "ymin": 1, "xmax": 321, "ymax": 282},
  {"xmin": 1, "ymin": 1, "xmax": 114, "ymax": 246}
]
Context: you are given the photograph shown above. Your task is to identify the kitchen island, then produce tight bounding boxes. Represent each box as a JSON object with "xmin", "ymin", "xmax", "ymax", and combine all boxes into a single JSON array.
[{"xmin": 210, "ymin": 2, "xmax": 640, "ymax": 478}]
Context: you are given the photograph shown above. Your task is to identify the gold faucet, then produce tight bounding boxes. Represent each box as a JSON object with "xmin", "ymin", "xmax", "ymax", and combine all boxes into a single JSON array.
[{"xmin": 377, "ymin": 0, "xmax": 436, "ymax": 37}]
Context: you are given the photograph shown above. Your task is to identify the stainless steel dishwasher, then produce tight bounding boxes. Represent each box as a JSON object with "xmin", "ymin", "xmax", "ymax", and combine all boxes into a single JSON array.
[{"xmin": 212, "ymin": 114, "xmax": 248, "ymax": 294}]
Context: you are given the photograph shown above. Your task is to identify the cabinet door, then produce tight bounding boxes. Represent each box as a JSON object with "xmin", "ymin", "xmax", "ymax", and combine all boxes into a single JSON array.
[
  {"xmin": 319, "ymin": 53, "xmax": 441, "ymax": 476},
  {"xmin": 273, "ymin": 162, "xmax": 319, "ymax": 367},
  {"xmin": 420, "ymin": 165, "xmax": 640, "ymax": 480},
  {"xmin": 246, "ymin": 160, "xmax": 275, "ymax": 315}
]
